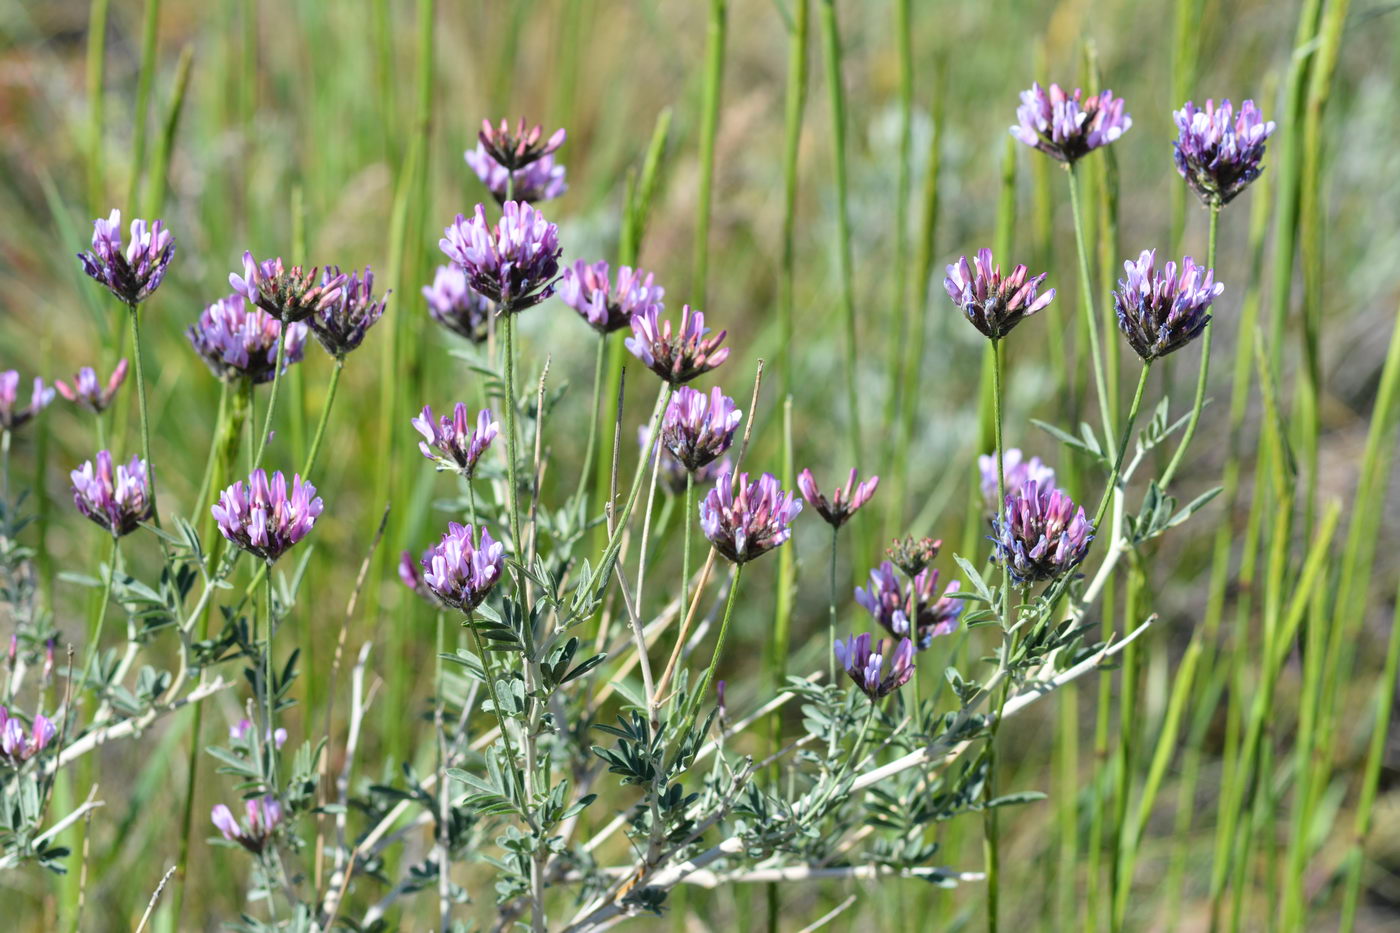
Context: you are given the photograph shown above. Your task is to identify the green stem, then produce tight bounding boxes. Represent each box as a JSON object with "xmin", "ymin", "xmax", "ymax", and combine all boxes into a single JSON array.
[
  {"xmin": 1091, "ymin": 364, "xmax": 1153, "ymax": 534},
  {"xmin": 680, "ymin": 472, "xmax": 695, "ymax": 648},
  {"xmin": 84, "ymin": 535, "xmax": 121, "ymax": 681},
  {"xmin": 691, "ymin": 0, "xmax": 727, "ymax": 309},
  {"xmin": 1160, "ymin": 204, "xmax": 1220, "ymax": 488},
  {"xmin": 1066, "ymin": 163, "xmax": 1115, "ymax": 443},
  {"xmin": 127, "ymin": 304, "xmax": 161, "ymax": 526},
  {"xmin": 301, "ymin": 357, "xmax": 344, "ymax": 476},
  {"xmin": 250, "ymin": 330, "xmax": 289, "ymax": 471},
  {"xmin": 693, "ymin": 563, "xmax": 744, "ymax": 717},
  {"xmin": 985, "ymin": 336, "xmax": 1010, "ymax": 933},
  {"xmin": 263, "ymin": 561, "xmax": 278, "ymax": 787},
  {"xmin": 827, "ymin": 526, "xmax": 839, "ymax": 683},
  {"xmin": 574, "ymin": 337, "xmax": 606, "ymax": 507},
  {"xmin": 502, "ymin": 314, "xmax": 524, "ymax": 582}
]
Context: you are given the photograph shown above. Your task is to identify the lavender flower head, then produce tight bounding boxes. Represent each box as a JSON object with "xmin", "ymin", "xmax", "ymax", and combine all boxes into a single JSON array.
[
  {"xmin": 834, "ymin": 633, "xmax": 915, "ymax": 700},
  {"xmin": 211, "ymin": 469, "xmax": 323, "ymax": 563},
  {"xmin": 1011, "ymin": 83, "xmax": 1132, "ymax": 164},
  {"xmin": 412, "ymin": 404, "xmax": 499, "ymax": 477},
  {"xmin": 1174, "ymin": 99, "xmax": 1276, "ymax": 207},
  {"xmin": 0, "ymin": 706, "xmax": 56, "ymax": 765},
  {"xmin": 229, "ymin": 251, "xmax": 348, "ymax": 323},
  {"xmin": 978, "ymin": 448, "xmax": 1057, "ymax": 513},
  {"xmin": 1113, "ymin": 249, "xmax": 1224, "ymax": 362},
  {"xmin": 229, "ymin": 718, "xmax": 287, "ymax": 750},
  {"xmin": 421, "ymin": 522, "xmax": 505, "ymax": 612},
  {"xmin": 0, "ymin": 372, "xmax": 55, "ymax": 431},
  {"xmin": 993, "ymin": 481, "xmax": 1094, "ymax": 586},
  {"xmin": 466, "ymin": 144, "xmax": 567, "ymax": 205},
  {"xmin": 55, "ymin": 359, "xmax": 128, "ymax": 414},
  {"xmin": 423, "ymin": 265, "xmax": 492, "ymax": 343},
  {"xmin": 625, "ymin": 305, "xmax": 730, "ymax": 384},
  {"xmin": 945, "ymin": 248, "xmax": 1056, "ymax": 340},
  {"xmin": 856, "ymin": 562, "xmax": 962, "ymax": 650},
  {"xmin": 398, "ymin": 548, "xmax": 437, "ymax": 604},
  {"xmin": 558, "ymin": 261, "xmax": 664, "ymax": 334},
  {"xmin": 211, "ymin": 797, "xmax": 283, "ymax": 854},
  {"xmin": 440, "ymin": 202, "xmax": 562, "ymax": 312},
  {"xmin": 71, "ymin": 451, "xmax": 153, "ymax": 538},
  {"xmin": 699, "ymin": 471, "xmax": 802, "ymax": 564},
  {"xmin": 187, "ymin": 295, "xmax": 308, "ymax": 385},
  {"xmin": 478, "ymin": 118, "xmax": 566, "ymax": 170},
  {"xmin": 77, "ymin": 210, "xmax": 175, "ymax": 305},
  {"xmin": 797, "ymin": 468, "xmax": 879, "ymax": 529},
  {"xmin": 309, "ymin": 266, "xmax": 388, "ymax": 358},
  {"xmin": 639, "ymin": 427, "xmax": 730, "ymax": 496},
  {"xmin": 886, "ymin": 536, "xmax": 942, "ymax": 577},
  {"xmin": 662, "ymin": 386, "xmax": 742, "ymax": 473}
]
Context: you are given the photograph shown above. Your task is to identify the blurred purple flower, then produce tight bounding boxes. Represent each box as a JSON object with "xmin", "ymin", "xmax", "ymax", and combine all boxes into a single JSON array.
[
  {"xmin": 797, "ymin": 468, "xmax": 879, "ymax": 529},
  {"xmin": 1011, "ymin": 83, "xmax": 1132, "ymax": 164},
  {"xmin": 639, "ymin": 426, "xmax": 729, "ymax": 496},
  {"xmin": 855, "ymin": 561, "xmax": 962, "ymax": 650},
  {"xmin": 211, "ymin": 796, "xmax": 283, "ymax": 854},
  {"xmin": 478, "ymin": 118, "xmax": 566, "ymax": 170},
  {"xmin": 229, "ymin": 718, "xmax": 287, "ymax": 749},
  {"xmin": 309, "ymin": 266, "xmax": 388, "ymax": 358},
  {"xmin": 1174, "ymin": 99, "xmax": 1276, "ymax": 207},
  {"xmin": 440, "ymin": 202, "xmax": 562, "ymax": 312},
  {"xmin": 398, "ymin": 548, "xmax": 437, "ymax": 604},
  {"xmin": 466, "ymin": 144, "xmax": 567, "ymax": 205},
  {"xmin": 558, "ymin": 261, "xmax": 664, "ymax": 334},
  {"xmin": 0, "ymin": 372, "xmax": 56, "ymax": 432},
  {"xmin": 993, "ymin": 481, "xmax": 1094, "ymax": 586},
  {"xmin": 0, "ymin": 706, "xmax": 56, "ymax": 765},
  {"xmin": 77, "ymin": 210, "xmax": 175, "ymax": 305},
  {"xmin": 1113, "ymin": 249, "xmax": 1224, "ymax": 362},
  {"xmin": 421, "ymin": 522, "xmax": 505, "ymax": 612},
  {"xmin": 625, "ymin": 305, "xmax": 729, "ymax": 384},
  {"xmin": 885, "ymin": 536, "xmax": 941, "ymax": 578},
  {"xmin": 229, "ymin": 251, "xmax": 347, "ymax": 324},
  {"xmin": 662, "ymin": 386, "xmax": 742, "ymax": 473},
  {"xmin": 71, "ymin": 450, "xmax": 153, "ymax": 538},
  {"xmin": 55, "ymin": 360, "xmax": 128, "ymax": 414},
  {"xmin": 834, "ymin": 633, "xmax": 915, "ymax": 700},
  {"xmin": 412, "ymin": 404, "xmax": 499, "ymax": 478},
  {"xmin": 978, "ymin": 449, "xmax": 1056, "ymax": 513},
  {"xmin": 187, "ymin": 295, "xmax": 308, "ymax": 385},
  {"xmin": 211, "ymin": 469, "xmax": 323, "ymax": 563},
  {"xmin": 423, "ymin": 265, "xmax": 492, "ymax": 344},
  {"xmin": 699, "ymin": 470, "xmax": 802, "ymax": 564},
  {"xmin": 945, "ymin": 248, "xmax": 1055, "ymax": 340}
]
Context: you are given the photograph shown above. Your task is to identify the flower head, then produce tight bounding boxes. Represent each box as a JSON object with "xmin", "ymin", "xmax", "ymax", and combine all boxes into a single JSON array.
[
  {"xmin": 661, "ymin": 386, "xmax": 742, "ymax": 473},
  {"xmin": 440, "ymin": 202, "xmax": 562, "ymax": 312},
  {"xmin": 412, "ymin": 404, "xmax": 499, "ymax": 477},
  {"xmin": 640, "ymin": 427, "xmax": 729, "ymax": 496},
  {"xmin": 309, "ymin": 266, "xmax": 388, "ymax": 358},
  {"xmin": 699, "ymin": 471, "xmax": 802, "ymax": 564},
  {"xmin": 855, "ymin": 561, "xmax": 962, "ymax": 650},
  {"xmin": 1011, "ymin": 83, "xmax": 1132, "ymax": 164},
  {"xmin": 978, "ymin": 449, "xmax": 1056, "ymax": 513},
  {"xmin": 55, "ymin": 360, "xmax": 128, "ymax": 414},
  {"xmin": 211, "ymin": 469, "xmax": 323, "ymax": 563},
  {"xmin": 229, "ymin": 718, "xmax": 287, "ymax": 749},
  {"xmin": 229, "ymin": 251, "xmax": 348, "ymax": 323},
  {"xmin": 945, "ymin": 249, "xmax": 1055, "ymax": 340},
  {"xmin": 625, "ymin": 305, "xmax": 729, "ymax": 384},
  {"xmin": 834, "ymin": 633, "xmax": 915, "ymax": 699},
  {"xmin": 797, "ymin": 468, "xmax": 879, "ymax": 529},
  {"xmin": 1173, "ymin": 99, "xmax": 1276, "ymax": 207},
  {"xmin": 885, "ymin": 536, "xmax": 941, "ymax": 577},
  {"xmin": 420, "ymin": 522, "xmax": 505, "ymax": 612},
  {"xmin": 423, "ymin": 265, "xmax": 492, "ymax": 343},
  {"xmin": 478, "ymin": 118, "xmax": 566, "ymax": 170},
  {"xmin": 992, "ymin": 481, "xmax": 1094, "ymax": 586},
  {"xmin": 0, "ymin": 372, "xmax": 55, "ymax": 431},
  {"xmin": 77, "ymin": 210, "xmax": 175, "ymax": 305},
  {"xmin": 466, "ymin": 144, "xmax": 567, "ymax": 205},
  {"xmin": 210, "ymin": 796, "xmax": 283, "ymax": 854},
  {"xmin": 1113, "ymin": 249, "xmax": 1224, "ymax": 362},
  {"xmin": 187, "ymin": 295, "xmax": 308, "ymax": 384},
  {"xmin": 558, "ymin": 261, "xmax": 664, "ymax": 334},
  {"xmin": 0, "ymin": 706, "xmax": 56, "ymax": 766},
  {"xmin": 71, "ymin": 451, "xmax": 153, "ymax": 537}
]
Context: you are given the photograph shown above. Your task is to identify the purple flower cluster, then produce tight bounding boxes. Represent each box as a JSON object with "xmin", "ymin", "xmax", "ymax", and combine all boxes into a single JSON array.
[
  {"xmin": 478, "ymin": 118, "xmax": 566, "ymax": 170},
  {"xmin": 625, "ymin": 305, "xmax": 730, "ymax": 384},
  {"xmin": 309, "ymin": 266, "xmax": 388, "ymax": 358},
  {"xmin": 797, "ymin": 468, "xmax": 879, "ymax": 529},
  {"xmin": 992, "ymin": 481, "xmax": 1094, "ymax": 586},
  {"xmin": 229, "ymin": 718, "xmax": 287, "ymax": 749},
  {"xmin": 978, "ymin": 448, "xmax": 1056, "ymax": 514},
  {"xmin": 661, "ymin": 386, "xmax": 742, "ymax": 473},
  {"xmin": 55, "ymin": 360, "xmax": 128, "ymax": 414},
  {"xmin": 0, "ymin": 372, "xmax": 55, "ymax": 432},
  {"xmin": 398, "ymin": 548, "xmax": 436, "ymax": 603},
  {"xmin": 229, "ymin": 251, "xmax": 348, "ymax": 324},
  {"xmin": 71, "ymin": 451, "xmax": 153, "ymax": 538},
  {"xmin": 856, "ymin": 561, "xmax": 962, "ymax": 650},
  {"xmin": 423, "ymin": 266, "xmax": 492, "ymax": 344},
  {"xmin": 420, "ymin": 522, "xmax": 505, "ymax": 612},
  {"xmin": 699, "ymin": 471, "xmax": 802, "ymax": 564},
  {"xmin": 834, "ymin": 633, "xmax": 915, "ymax": 700},
  {"xmin": 0, "ymin": 706, "xmax": 56, "ymax": 765},
  {"xmin": 211, "ymin": 469, "xmax": 323, "ymax": 563},
  {"xmin": 77, "ymin": 210, "xmax": 175, "ymax": 306},
  {"xmin": 945, "ymin": 248, "xmax": 1056, "ymax": 340},
  {"xmin": 412, "ymin": 404, "xmax": 499, "ymax": 477},
  {"xmin": 1174, "ymin": 99, "xmax": 1276, "ymax": 207},
  {"xmin": 558, "ymin": 261, "xmax": 665, "ymax": 334},
  {"xmin": 211, "ymin": 797, "xmax": 283, "ymax": 854},
  {"xmin": 1012, "ymin": 83, "xmax": 1132, "ymax": 164},
  {"xmin": 187, "ymin": 295, "xmax": 308, "ymax": 385},
  {"xmin": 1113, "ymin": 250, "xmax": 1224, "ymax": 362},
  {"xmin": 439, "ymin": 202, "xmax": 562, "ymax": 312},
  {"xmin": 466, "ymin": 144, "xmax": 567, "ymax": 205}
]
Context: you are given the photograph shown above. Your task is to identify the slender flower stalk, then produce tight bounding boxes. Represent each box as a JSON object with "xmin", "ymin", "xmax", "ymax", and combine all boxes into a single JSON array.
[{"xmin": 55, "ymin": 359, "xmax": 128, "ymax": 414}]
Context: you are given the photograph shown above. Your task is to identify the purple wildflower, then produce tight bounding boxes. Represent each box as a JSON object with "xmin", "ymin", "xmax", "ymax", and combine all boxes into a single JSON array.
[
  {"xmin": 398, "ymin": 548, "xmax": 437, "ymax": 604},
  {"xmin": 1174, "ymin": 99, "xmax": 1276, "ymax": 207},
  {"xmin": 423, "ymin": 265, "xmax": 492, "ymax": 344},
  {"xmin": 993, "ymin": 481, "xmax": 1094, "ymax": 586},
  {"xmin": 945, "ymin": 248, "xmax": 1056, "ymax": 340},
  {"xmin": 466, "ymin": 143, "xmax": 567, "ymax": 205},
  {"xmin": 412, "ymin": 404, "xmax": 499, "ymax": 478},
  {"xmin": 229, "ymin": 718, "xmax": 287, "ymax": 749},
  {"xmin": 309, "ymin": 266, "xmax": 388, "ymax": 358},
  {"xmin": 76, "ymin": 210, "xmax": 175, "ymax": 305},
  {"xmin": 440, "ymin": 202, "xmax": 562, "ymax": 312},
  {"xmin": 834, "ymin": 633, "xmax": 915, "ymax": 700},
  {"xmin": 855, "ymin": 561, "xmax": 962, "ymax": 650},
  {"xmin": 0, "ymin": 372, "xmax": 55, "ymax": 432},
  {"xmin": 211, "ymin": 469, "xmax": 323, "ymax": 563},
  {"xmin": 1011, "ymin": 83, "xmax": 1132, "ymax": 164},
  {"xmin": 55, "ymin": 360, "xmax": 128, "ymax": 414},
  {"xmin": 885, "ymin": 536, "xmax": 942, "ymax": 578},
  {"xmin": 420, "ymin": 522, "xmax": 505, "ymax": 612},
  {"xmin": 699, "ymin": 471, "xmax": 802, "ymax": 564},
  {"xmin": 1113, "ymin": 250, "xmax": 1224, "ymax": 362},
  {"xmin": 978, "ymin": 449, "xmax": 1057, "ymax": 513},
  {"xmin": 187, "ymin": 295, "xmax": 308, "ymax": 385},
  {"xmin": 640, "ymin": 426, "xmax": 729, "ymax": 496},
  {"xmin": 558, "ymin": 261, "xmax": 665, "ymax": 334},
  {"xmin": 625, "ymin": 305, "xmax": 730, "ymax": 384},
  {"xmin": 0, "ymin": 706, "xmax": 56, "ymax": 765},
  {"xmin": 211, "ymin": 796, "xmax": 283, "ymax": 854},
  {"xmin": 797, "ymin": 468, "xmax": 879, "ymax": 529},
  {"xmin": 662, "ymin": 386, "xmax": 742, "ymax": 473},
  {"xmin": 71, "ymin": 451, "xmax": 153, "ymax": 538},
  {"xmin": 229, "ymin": 251, "xmax": 348, "ymax": 324},
  {"xmin": 478, "ymin": 118, "xmax": 566, "ymax": 170}
]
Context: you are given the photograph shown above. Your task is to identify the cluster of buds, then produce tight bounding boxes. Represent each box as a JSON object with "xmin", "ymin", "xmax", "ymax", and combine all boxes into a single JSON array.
[
  {"xmin": 0, "ymin": 706, "xmax": 56, "ymax": 766},
  {"xmin": 1012, "ymin": 83, "xmax": 1133, "ymax": 164},
  {"xmin": 76, "ymin": 210, "xmax": 175, "ymax": 306},
  {"xmin": 0, "ymin": 371, "xmax": 55, "ymax": 432},
  {"xmin": 211, "ymin": 469, "xmax": 323, "ymax": 564},
  {"xmin": 797, "ymin": 468, "xmax": 879, "ymax": 530},
  {"xmin": 558, "ymin": 261, "xmax": 665, "ymax": 334},
  {"xmin": 309, "ymin": 266, "xmax": 388, "ymax": 358},
  {"xmin": 187, "ymin": 295, "xmax": 307, "ymax": 385},
  {"xmin": 423, "ymin": 266, "xmax": 492, "ymax": 344},
  {"xmin": 978, "ymin": 448, "xmax": 1056, "ymax": 514},
  {"xmin": 945, "ymin": 249, "xmax": 1056, "ymax": 340},
  {"xmin": 412, "ymin": 404, "xmax": 499, "ymax": 478},
  {"xmin": 55, "ymin": 360, "xmax": 128, "ymax": 414},
  {"xmin": 70, "ymin": 451, "xmax": 153, "ymax": 538},
  {"xmin": 439, "ymin": 202, "xmax": 562, "ymax": 312},
  {"xmin": 661, "ymin": 386, "xmax": 742, "ymax": 473},
  {"xmin": 885, "ymin": 535, "xmax": 941, "ymax": 578},
  {"xmin": 834, "ymin": 633, "xmax": 915, "ymax": 700},
  {"xmin": 229, "ymin": 251, "xmax": 347, "ymax": 324},
  {"xmin": 1113, "ymin": 249, "xmax": 1224, "ymax": 362},
  {"xmin": 420, "ymin": 522, "xmax": 505, "ymax": 612},
  {"xmin": 992, "ymin": 481, "xmax": 1094, "ymax": 586},
  {"xmin": 699, "ymin": 471, "xmax": 802, "ymax": 564},
  {"xmin": 465, "ymin": 144, "xmax": 567, "ymax": 205},
  {"xmin": 625, "ymin": 305, "xmax": 730, "ymax": 384},
  {"xmin": 1173, "ymin": 99, "xmax": 1276, "ymax": 207},
  {"xmin": 210, "ymin": 797, "xmax": 283, "ymax": 854}
]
